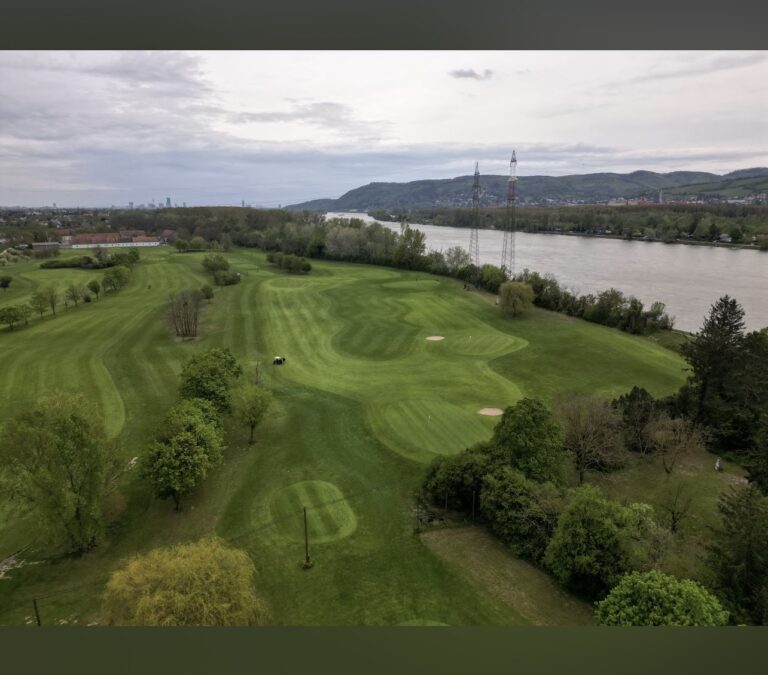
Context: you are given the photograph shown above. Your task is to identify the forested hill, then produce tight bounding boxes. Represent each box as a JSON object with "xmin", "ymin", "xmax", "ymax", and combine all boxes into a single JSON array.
[{"xmin": 285, "ymin": 168, "xmax": 768, "ymax": 211}]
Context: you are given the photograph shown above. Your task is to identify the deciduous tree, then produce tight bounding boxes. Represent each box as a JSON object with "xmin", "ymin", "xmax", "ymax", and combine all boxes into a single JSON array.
[
  {"xmin": 595, "ymin": 570, "xmax": 728, "ymax": 626},
  {"xmin": 499, "ymin": 281, "xmax": 534, "ymax": 317},
  {"xmin": 555, "ymin": 393, "xmax": 626, "ymax": 484},
  {"xmin": 490, "ymin": 398, "xmax": 566, "ymax": 484},
  {"xmin": 0, "ymin": 393, "xmax": 113, "ymax": 553},
  {"xmin": 103, "ymin": 538, "xmax": 268, "ymax": 626},
  {"xmin": 232, "ymin": 384, "xmax": 273, "ymax": 443}
]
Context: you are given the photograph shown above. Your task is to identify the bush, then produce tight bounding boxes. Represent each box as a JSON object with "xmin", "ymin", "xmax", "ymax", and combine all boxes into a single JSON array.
[
  {"xmin": 595, "ymin": 570, "xmax": 728, "ymax": 626},
  {"xmin": 481, "ymin": 466, "xmax": 564, "ymax": 563},
  {"xmin": 202, "ymin": 253, "xmax": 230, "ymax": 272},
  {"xmin": 213, "ymin": 270, "xmax": 241, "ymax": 286}
]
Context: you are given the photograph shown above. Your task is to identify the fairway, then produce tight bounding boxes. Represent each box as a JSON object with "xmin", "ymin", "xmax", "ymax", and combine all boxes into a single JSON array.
[{"xmin": 0, "ymin": 247, "xmax": 688, "ymax": 625}]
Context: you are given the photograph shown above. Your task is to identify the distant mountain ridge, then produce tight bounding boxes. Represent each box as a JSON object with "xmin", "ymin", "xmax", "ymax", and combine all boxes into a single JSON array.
[{"xmin": 285, "ymin": 168, "xmax": 768, "ymax": 211}]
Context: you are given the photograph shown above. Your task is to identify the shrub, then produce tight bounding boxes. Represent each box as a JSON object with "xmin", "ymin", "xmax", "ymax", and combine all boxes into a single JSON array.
[
  {"xmin": 213, "ymin": 270, "xmax": 241, "ymax": 286},
  {"xmin": 202, "ymin": 253, "xmax": 230, "ymax": 272}
]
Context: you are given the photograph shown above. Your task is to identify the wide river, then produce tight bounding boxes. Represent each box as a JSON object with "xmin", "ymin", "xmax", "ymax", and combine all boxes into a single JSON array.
[{"xmin": 326, "ymin": 212, "xmax": 768, "ymax": 333}]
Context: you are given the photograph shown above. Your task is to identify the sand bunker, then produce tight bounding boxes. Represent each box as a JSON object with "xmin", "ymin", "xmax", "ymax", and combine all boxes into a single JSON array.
[
  {"xmin": 425, "ymin": 336, "xmax": 445, "ymax": 341},
  {"xmin": 477, "ymin": 407, "xmax": 504, "ymax": 416}
]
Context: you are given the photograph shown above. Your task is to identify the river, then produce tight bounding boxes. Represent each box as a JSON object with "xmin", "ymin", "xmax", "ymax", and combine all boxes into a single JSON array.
[{"xmin": 326, "ymin": 212, "xmax": 768, "ymax": 333}]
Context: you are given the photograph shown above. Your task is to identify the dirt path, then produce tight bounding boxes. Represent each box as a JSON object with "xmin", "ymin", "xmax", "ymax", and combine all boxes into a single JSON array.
[{"xmin": 421, "ymin": 527, "xmax": 594, "ymax": 625}]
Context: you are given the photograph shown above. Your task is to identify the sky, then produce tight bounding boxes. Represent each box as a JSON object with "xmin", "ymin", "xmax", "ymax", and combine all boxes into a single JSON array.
[{"xmin": 0, "ymin": 50, "xmax": 766, "ymax": 207}]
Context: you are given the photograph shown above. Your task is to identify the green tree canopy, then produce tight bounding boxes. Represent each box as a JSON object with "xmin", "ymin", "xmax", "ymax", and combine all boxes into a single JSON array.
[
  {"xmin": 490, "ymin": 398, "xmax": 566, "ymax": 484},
  {"xmin": 499, "ymin": 281, "xmax": 534, "ymax": 317},
  {"xmin": 102, "ymin": 538, "xmax": 268, "ymax": 626},
  {"xmin": 481, "ymin": 466, "xmax": 564, "ymax": 563},
  {"xmin": 0, "ymin": 393, "xmax": 113, "ymax": 553},
  {"xmin": 544, "ymin": 485, "xmax": 660, "ymax": 599},
  {"xmin": 708, "ymin": 484, "xmax": 768, "ymax": 624},
  {"xmin": 142, "ymin": 398, "xmax": 224, "ymax": 510},
  {"xmin": 179, "ymin": 347, "xmax": 243, "ymax": 414},
  {"xmin": 232, "ymin": 384, "xmax": 273, "ymax": 443},
  {"xmin": 595, "ymin": 570, "xmax": 728, "ymax": 626}
]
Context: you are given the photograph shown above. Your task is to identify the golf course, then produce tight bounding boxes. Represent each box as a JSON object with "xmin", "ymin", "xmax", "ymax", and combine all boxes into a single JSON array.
[{"xmin": 0, "ymin": 246, "xmax": 698, "ymax": 625}]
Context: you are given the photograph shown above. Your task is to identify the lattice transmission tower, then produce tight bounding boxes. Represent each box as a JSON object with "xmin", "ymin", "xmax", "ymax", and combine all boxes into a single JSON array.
[
  {"xmin": 500, "ymin": 150, "xmax": 517, "ymax": 278},
  {"xmin": 468, "ymin": 162, "xmax": 481, "ymax": 266}
]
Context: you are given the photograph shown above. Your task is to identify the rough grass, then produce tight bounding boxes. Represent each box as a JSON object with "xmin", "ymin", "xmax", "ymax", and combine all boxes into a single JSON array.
[{"xmin": 0, "ymin": 247, "xmax": 690, "ymax": 625}]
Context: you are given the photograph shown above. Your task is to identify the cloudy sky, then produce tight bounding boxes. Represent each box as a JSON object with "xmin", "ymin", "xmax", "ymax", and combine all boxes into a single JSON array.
[{"xmin": 1, "ymin": 50, "xmax": 766, "ymax": 207}]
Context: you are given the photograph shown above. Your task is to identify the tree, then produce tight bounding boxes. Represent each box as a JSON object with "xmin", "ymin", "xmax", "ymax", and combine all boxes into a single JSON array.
[
  {"xmin": 555, "ymin": 394, "xmax": 626, "ymax": 484},
  {"xmin": 142, "ymin": 398, "xmax": 224, "ymax": 510},
  {"xmin": 0, "ymin": 305, "xmax": 24, "ymax": 330},
  {"xmin": 444, "ymin": 246, "xmax": 471, "ymax": 274},
  {"xmin": 168, "ymin": 290, "xmax": 203, "ymax": 338},
  {"xmin": 422, "ymin": 444, "xmax": 492, "ymax": 512},
  {"xmin": 595, "ymin": 570, "xmax": 728, "ymax": 626},
  {"xmin": 643, "ymin": 413, "xmax": 704, "ymax": 476},
  {"xmin": 478, "ymin": 264, "xmax": 507, "ymax": 293},
  {"xmin": 46, "ymin": 286, "xmax": 59, "ymax": 316},
  {"xmin": 29, "ymin": 290, "xmax": 49, "ymax": 318},
  {"xmin": 103, "ymin": 265, "xmax": 131, "ymax": 292},
  {"xmin": 480, "ymin": 466, "xmax": 564, "ymax": 563},
  {"xmin": 87, "ymin": 279, "xmax": 101, "ymax": 300},
  {"xmin": 544, "ymin": 486, "xmax": 658, "ymax": 599},
  {"xmin": 202, "ymin": 253, "xmax": 230, "ymax": 272},
  {"xmin": 489, "ymin": 398, "xmax": 566, "ymax": 484},
  {"xmin": 708, "ymin": 485, "xmax": 768, "ymax": 624},
  {"xmin": 190, "ymin": 236, "xmax": 208, "ymax": 251},
  {"xmin": 746, "ymin": 416, "xmax": 768, "ymax": 494},
  {"xmin": 678, "ymin": 295, "xmax": 768, "ymax": 454},
  {"xmin": 0, "ymin": 393, "xmax": 112, "ymax": 553},
  {"xmin": 200, "ymin": 284, "xmax": 214, "ymax": 302},
  {"xmin": 499, "ymin": 281, "xmax": 534, "ymax": 317},
  {"xmin": 18, "ymin": 303, "xmax": 33, "ymax": 326},
  {"xmin": 175, "ymin": 239, "xmax": 190, "ymax": 252},
  {"xmin": 659, "ymin": 478, "xmax": 693, "ymax": 533},
  {"xmin": 179, "ymin": 347, "xmax": 243, "ymax": 414},
  {"xmin": 65, "ymin": 284, "xmax": 81, "ymax": 307},
  {"xmin": 102, "ymin": 538, "xmax": 268, "ymax": 626},
  {"xmin": 0, "ymin": 275, "xmax": 11, "ymax": 289},
  {"xmin": 232, "ymin": 384, "xmax": 273, "ymax": 443},
  {"xmin": 612, "ymin": 386, "xmax": 656, "ymax": 454}
]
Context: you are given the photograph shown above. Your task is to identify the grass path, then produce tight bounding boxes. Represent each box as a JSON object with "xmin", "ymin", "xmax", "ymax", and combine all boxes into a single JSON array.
[
  {"xmin": 0, "ymin": 247, "xmax": 689, "ymax": 625},
  {"xmin": 421, "ymin": 527, "xmax": 594, "ymax": 625}
]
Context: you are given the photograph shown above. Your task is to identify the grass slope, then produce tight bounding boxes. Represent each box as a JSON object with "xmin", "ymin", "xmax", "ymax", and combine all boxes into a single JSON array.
[{"xmin": 0, "ymin": 247, "xmax": 688, "ymax": 625}]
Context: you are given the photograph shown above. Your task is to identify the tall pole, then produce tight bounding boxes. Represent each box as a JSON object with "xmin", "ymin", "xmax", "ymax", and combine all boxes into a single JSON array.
[
  {"xmin": 33, "ymin": 599, "xmax": 42, "ymax": 627},
  {"xmin": 302, "ymin": 507, "xmax": 313, "ymax": 568},
  {"xmin": 469, "ymin": 162, "xmax": 481, "ymax": 267},
  {"xmin": 501, "ymin": 150, "xmax": 517, "ymax": 278}
]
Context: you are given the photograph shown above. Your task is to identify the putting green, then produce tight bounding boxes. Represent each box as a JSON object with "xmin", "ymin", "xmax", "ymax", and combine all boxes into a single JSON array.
[
  {"xmin": 268, "ymin": 480, "xmax": 357, "ymax": 544},
  {"xmin": 373, "ymin": 399, "xmax": 492, "ymax": 460}
]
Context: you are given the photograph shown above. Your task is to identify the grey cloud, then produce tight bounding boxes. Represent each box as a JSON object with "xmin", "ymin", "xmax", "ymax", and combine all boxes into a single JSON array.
[
  {"xmin": 615, "ymin": 52, "xmax": 767, "ymax": 87},
  {"xmin": 449, "ymin": 68, "xmax": 493, "ymax": 80},
  {"xmin": 228, "ymin": 101, "xmax": 390, "ymax": 141}
]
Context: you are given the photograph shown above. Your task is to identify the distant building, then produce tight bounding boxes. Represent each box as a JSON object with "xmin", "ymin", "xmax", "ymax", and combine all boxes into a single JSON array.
[
  {"xmin": 70, "ymin": 232, "xmax": 161, "ymax": 249},
  {"xmin": 165, "ymin": 197, "xmax": 171, "ymax": 208}
]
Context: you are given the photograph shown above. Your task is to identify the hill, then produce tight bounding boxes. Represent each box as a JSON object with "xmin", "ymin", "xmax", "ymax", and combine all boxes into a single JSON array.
[{"xmin": 285, "ymin": 168, "xmax": 768, "ymax": 211}]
